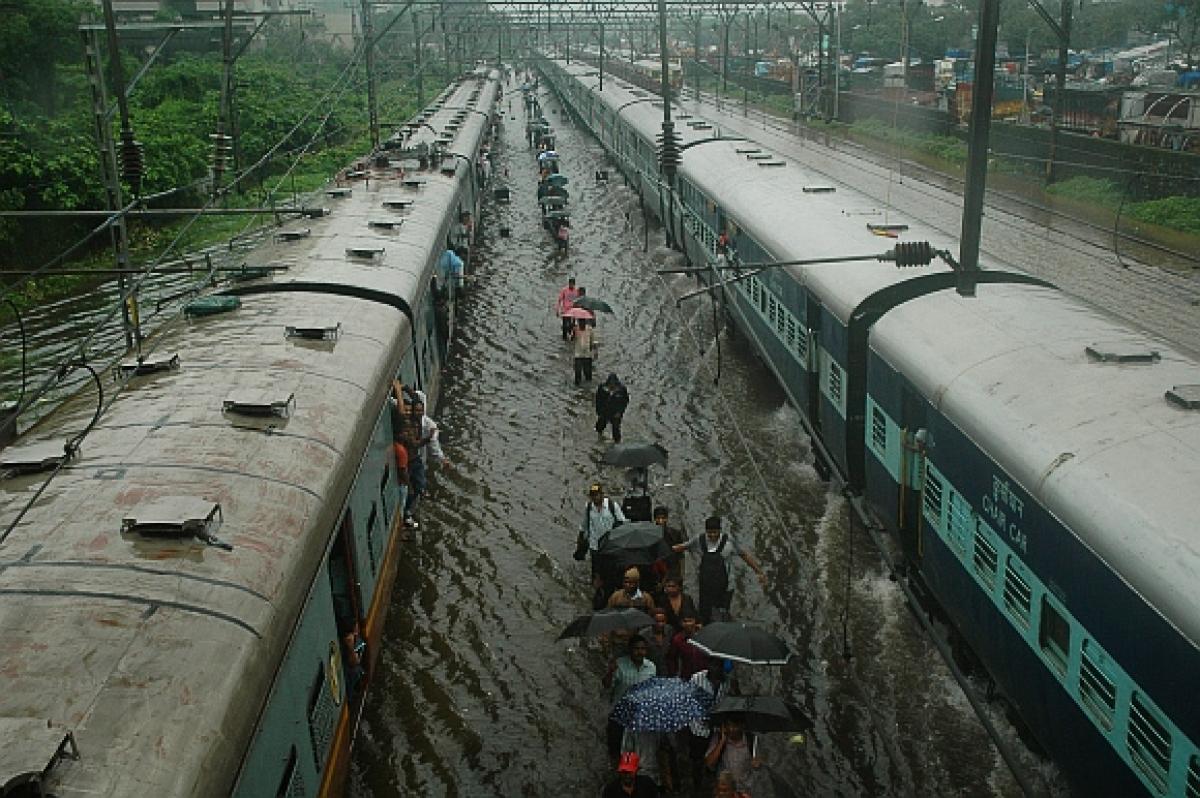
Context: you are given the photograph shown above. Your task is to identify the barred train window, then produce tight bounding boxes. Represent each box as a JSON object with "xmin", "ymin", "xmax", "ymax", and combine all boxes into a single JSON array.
[
  {"xmin": 828, "ymin": 361, "xmax": 843, "ymax": 405},
  {"xmin": 1038, "ymin": 597, "xmax": 1070, "ymax": 677},
  {"xmin": 366, "ymin": 502, "xmax": 380, "ymax": 574},
  {"xmin": 922, "ymin": 469, "xmax": 943, "ymax": 525},
  {"xmin": 1078, "ymin": 639, "xmax": 1116, "ymax": 730},
  {"xmin": 1127, "ymin": 692, "xmax": 1172, "ymax": 794},
  {"xmin": 1186, "ymin": 755, "xmax": 1200, "ymax": 798},
  {"xmin": 946, "ymin": 492, "xmax": 970, "ymax": 557},
  {"xmin": 870, "ymin": 405, "xmax": 887, "ymax": 453},
  {"xmin": 1002, "ymin": 559, "xmax": 1032, "ymax": 630},
  {"xmin": 972, "ymin": 529, "xmax": 998, "ymax": 590}
]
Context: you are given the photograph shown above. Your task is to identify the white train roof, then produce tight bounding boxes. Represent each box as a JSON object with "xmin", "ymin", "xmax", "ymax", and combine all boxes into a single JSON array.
[
  {"xmin": 678, "ymin": 137, "xmax": 958, "ymax": 320},
  {"xmin": 873, "ymin": 284, "xmax": 1200, "ymax": 645},
  {"xmin": 0, "ymin": 291, "xmax": 404, "ymax": 795}
]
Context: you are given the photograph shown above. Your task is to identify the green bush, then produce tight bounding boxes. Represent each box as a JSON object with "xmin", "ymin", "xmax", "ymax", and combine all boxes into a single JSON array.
[
  {"xmin": 1044, "ymin": 176, "xmax": 1125, "ymax": 208},
  {"xmin": 1127, "ymin": 196, "xmax": 1200, "ymax": 235}
]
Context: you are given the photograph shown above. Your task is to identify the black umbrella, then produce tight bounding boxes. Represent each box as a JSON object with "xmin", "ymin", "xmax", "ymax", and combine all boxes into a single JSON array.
[
  {"xmin": 690, "ymin": 622, "xmax": 792, "ymax": 665},
  {"xmin": 710, "ymin": 694, "xmax": 813, "ymax": 733},
  {"xmin": 598, "ymin": 522, "xmax": 666, "ymax": 551},
  {"xmin": 573, "ymin": 295, "xmax": 614, "ymax": 314},
  {"xmin": 557, "ymin": 608, "xmax": 654, "ymax": 640},
  {"xmin": 603, "ymin": 442, "xmax": 668, "ymax": 468}
]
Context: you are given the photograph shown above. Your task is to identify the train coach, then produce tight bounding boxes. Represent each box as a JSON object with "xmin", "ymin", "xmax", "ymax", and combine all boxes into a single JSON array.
[
  {"xmin": 540, "ymin": 56, "xmax": 1200, "ymax": 797},
  {"xmin": 0, "ymin": 68, "xmax": 500, "ymax": 797}
]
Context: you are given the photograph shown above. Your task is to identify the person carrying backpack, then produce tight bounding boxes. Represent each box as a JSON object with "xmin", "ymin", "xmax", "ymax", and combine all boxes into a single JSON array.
[
  {"xmin": 673, "ymin": 516, "xmax": 767, "ymax": 624},
  {"xmin": 577, "ymin": 482, "xmax": 628, "ymax": 605}
]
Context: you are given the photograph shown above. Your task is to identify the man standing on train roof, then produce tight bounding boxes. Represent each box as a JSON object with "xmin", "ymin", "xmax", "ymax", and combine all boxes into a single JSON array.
[
  {"xmin": 673, "ymin": 516, "xmax": 767, "ymax": 624},
  {"xmin": 556, "ymin": 277, "xmax": 581, "ymax": 340},
  {"xmin": 595, "ymin": 373, "xmax": 630, "ymax": 443}
]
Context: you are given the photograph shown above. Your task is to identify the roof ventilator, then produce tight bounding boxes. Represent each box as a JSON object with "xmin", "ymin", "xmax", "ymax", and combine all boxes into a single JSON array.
[
  {"xmin": 117, "ymin": 352, "xmax": 180, "ymax": 378},
  {"xmin": 285, "ymin": 322, "xmax": 341, "ymax": 341},
  {"xmin": 346, "ymin": 246, "xmax": 384, "ymax": 260},
  {"xmin": 692, "ymin": 122, "xmax": 713, "ymax": 130},
  {"xmin": 758, "ymin": 161, "xmax": 787, "ymax": 167},
  {"xmin": 121, "ymin": 496, "xmax": 230, "ymax": 550},
  {"xmin": 383, "ymin": 198, "xmax": 414, "ymax": 210},
  {"xmin": 746, "ymin": 153, "xmax": 773, "ymax": 160},
  {"xmin": 735, "ymin": 147, "xmax": 761, "ymax": 154},
  {"xmin": 401, "ymin": 178, "xmax": 427, "ymax": 190},
  {"xmin": 223, "ymin": 391, "xmax": 295, "ymax": 418},
  {"xmin": 326, "ymin": 188, "xmax": 352, "ymax": 198},
  {"xmin": 368, "ymin": 219, "xmax": 403, "ymax": 231},
  {"xmin": 1165, "ymin": 385, "xmax": 1200, "ymax": 410},
  {"xmin": 302, "ymin": 208, "xmax": 329, "ymax": 219},
  {"xmin": 0, "ymin": 441, "xmax": 73, "ymax": 478},
  {"xmin": 345, "ymin": 169, "xmax": 368, "ymax": 180},
  {"xmin": 441, "ymin": 163, "xmax": 459, "ymax": 177},
  {"xmin": 276, "ymin": 229, "xmax": 311, "ymax": 242},
  {"xmin": 803, "ymin": 186, "xmax": 836, "ymax": 193},
  {"xmin": 867, "ymin": 223, "xmax": 909, "ymax": 234},
  {"xmin": 0, "ymin": 721, "xmax": 80, "ymax": 798},
  {"xmin": 1085, "ymin": 343, "xmax": 1161, "ymax": 364}
]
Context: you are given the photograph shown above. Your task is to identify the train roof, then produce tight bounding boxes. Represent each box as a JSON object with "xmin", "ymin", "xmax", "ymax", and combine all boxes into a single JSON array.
[
  {"xmin": 678, "ymin": 138, "xmax": 961, "ymax": 320},
  {"xmin": 0, "ymin": 70, "xmax": 499, "ymax": 796},
  {"xmin": 0, "ymin": 291, "xmax": 403, "ymax": 795},
  {"xmin": 873, "ymin": 284, "xmax": 1200, "ymax": 645}
]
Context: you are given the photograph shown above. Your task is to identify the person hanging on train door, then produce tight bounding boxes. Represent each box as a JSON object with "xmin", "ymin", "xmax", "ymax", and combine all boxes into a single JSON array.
[
  {"xmin": 404, "ymin": 392, "xmax": 450, "ymax": 528},
  {"xmin": 556, "ymin": 277, "xmax": 581, "ymax": 340},
  {"xmin": 673, "ymin": 516, "xmax": 767, "ymax": 624},
  {"xmin": 595, "ymin": 373, "xmax": 629, "ymax": 444}
]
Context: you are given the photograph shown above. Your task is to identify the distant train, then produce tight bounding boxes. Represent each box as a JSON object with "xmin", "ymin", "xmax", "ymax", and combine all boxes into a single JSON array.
[
  {"xmin": 0, "ymin": 69, "xmax": 500, "ymax": 796},
  {"xmin": 541, "ymin": 56, "xmax": 1200, "ymax": 797}
]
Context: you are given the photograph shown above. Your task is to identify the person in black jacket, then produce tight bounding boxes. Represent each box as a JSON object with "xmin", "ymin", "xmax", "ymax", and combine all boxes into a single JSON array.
[{"xmin": 595, "ymin": 373, "xmax": 630, "ymax": 443}]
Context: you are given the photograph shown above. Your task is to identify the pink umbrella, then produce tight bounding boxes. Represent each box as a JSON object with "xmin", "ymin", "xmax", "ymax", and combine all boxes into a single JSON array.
[{"xmin": 562, "ymin": 307, "xmax": 595, "ymax": 320}]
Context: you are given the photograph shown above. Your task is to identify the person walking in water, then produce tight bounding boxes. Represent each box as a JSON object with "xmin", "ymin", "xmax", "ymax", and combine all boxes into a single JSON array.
[
  {"xmin": 595, "ymin": 373, "xmax": 629, "ymax": 443},
  {"xmin": 556, "ymin": 277, "xmax": 581, "ymax": 340},
  {"xmin": 573, "ymin": 319, "xmax": 596, "ymax": 385},
  {"xmin": 673, "ymin": 516, "xmax": 767, "ymax": 624}
]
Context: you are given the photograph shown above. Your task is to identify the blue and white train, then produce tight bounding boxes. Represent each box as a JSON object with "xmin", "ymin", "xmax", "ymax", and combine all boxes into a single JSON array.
[
  {"xmin": 0, "ymin": 69, "xmax": 499, "ymax": 796},
  {"xmin": 541, "ymin": 56, "xmax": 1200, "ymax": 797}
]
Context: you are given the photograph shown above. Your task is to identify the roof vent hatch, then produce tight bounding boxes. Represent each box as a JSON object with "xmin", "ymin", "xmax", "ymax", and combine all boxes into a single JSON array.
[{"xmin": 121, "ymin": 496, "xmax": 229, "ymax": 550}]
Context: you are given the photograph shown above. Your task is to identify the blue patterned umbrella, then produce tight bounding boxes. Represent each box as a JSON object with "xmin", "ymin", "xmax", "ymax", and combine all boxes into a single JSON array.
[{"xmin": 610, "ymin": 677, "xmax": 714, "ymax": 732}]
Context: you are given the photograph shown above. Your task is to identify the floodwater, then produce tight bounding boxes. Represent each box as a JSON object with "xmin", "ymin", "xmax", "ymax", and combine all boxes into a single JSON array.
[{"xmin": 348, "ymin": 83, "xmax": 1067, "ymax": 797}]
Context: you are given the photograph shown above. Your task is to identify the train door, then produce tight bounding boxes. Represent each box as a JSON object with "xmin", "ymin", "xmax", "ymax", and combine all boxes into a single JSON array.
[
  {"xmin": 805, "ymin": 294, "xmax": 822, "ymax": 435},
  {"xmin": 897, "ymin": 384, "xmax": 928, "ymax": 563},
  {"xmin": 327, "ymin": 511, "xmax": 365, "ymax": 700}
]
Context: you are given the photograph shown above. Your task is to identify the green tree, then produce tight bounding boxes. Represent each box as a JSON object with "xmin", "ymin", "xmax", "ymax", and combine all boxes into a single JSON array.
[{"xmin": 0, "ymin": 0, "xmax": 92, "ymax": 115}]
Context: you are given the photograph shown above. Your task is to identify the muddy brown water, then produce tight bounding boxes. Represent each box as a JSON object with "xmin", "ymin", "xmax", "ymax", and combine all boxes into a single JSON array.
[{"xmin": 346, "ymin": 85, "xmax": 1069, "ymax": 797}]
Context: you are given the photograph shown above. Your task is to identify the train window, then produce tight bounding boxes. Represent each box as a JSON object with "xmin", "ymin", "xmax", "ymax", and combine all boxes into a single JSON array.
[
  {"xmin": 795, "ymin": 327, "xmax": 809, "ymax": 365},
  {"xmin": 1079, "ymin": 639, "xmax": 1117, "ymax": 730},
  {"xmin": 1002, "ymin": 559, "xmax": 1032, "ymax": 630},
  {"xmin": 946, "ymin": 492, "xmax": 970, "ymax": 557},
  {"xmin": 786, "ymin": 317, "xmax": 797, "ymax": 353},
  {"xmin": 274, "ymin": 746, "xmax": 304, "ymax": 798},
  {"xmin": 379, "ymin": 464, "xmax": 391, "ymax": 522},
  {"xmin": 828, "ymin": 361, "xmax": 843, "ymax": 406},
  {"xmin": 1186, "ymin": 755, "xmax": 1200, "ymax": 798},
  {"xmin": 1127, "ymin": 692, "xmax": 1172, "ymax": 794},
  {"xmin": 870, "ymin": 405, "xmax": 887, "ymax": 455},
  {"xmin": 365, "ymin": 502, "xmax": 380, "ymax": 575},
  {"xmin": 972, "ymin": 529, "xmax": 998, "ymax": 590},
  {"xmin": 922, "ymin": 468, "xmax": 943, "ymax": 527},
  {"xmin": 1038, "ymin": 597, "xmax": 1070, "ymax": 677},
  {"xmin": 307, "ymin": 663, "xmax": 336, "ymax": 772}
]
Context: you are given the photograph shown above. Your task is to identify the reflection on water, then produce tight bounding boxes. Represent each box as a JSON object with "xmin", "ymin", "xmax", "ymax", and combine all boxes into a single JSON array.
[{"xmin": 348, "ymin": 84, "xmax": 1060, "ymax": 797}]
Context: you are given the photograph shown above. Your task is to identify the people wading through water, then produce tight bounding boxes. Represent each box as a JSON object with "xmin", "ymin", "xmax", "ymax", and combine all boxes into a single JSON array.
[
  {"xmin": 595, "ymin": 373, "xmax": 629, "ymax": 443},
  {"xmin": 577, "ymin": 482, "xmax": 628, "ymax": 606},
  {"xmin": 673, "ymin": 516, "xmax": 767, "ymax": 624},
  {"xmin": 556, "ymin": 277, "xmax": 581, "ymax": 340},
  {"xmin": 574, "ymin": 318, "xmax": 596, "ymax": 386}
]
